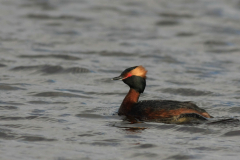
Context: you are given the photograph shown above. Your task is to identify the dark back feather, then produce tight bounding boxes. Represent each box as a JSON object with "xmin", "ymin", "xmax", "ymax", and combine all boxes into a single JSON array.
[{"xmin": 130, "ymin": 100, "xmax": 207, "ymax": 114}]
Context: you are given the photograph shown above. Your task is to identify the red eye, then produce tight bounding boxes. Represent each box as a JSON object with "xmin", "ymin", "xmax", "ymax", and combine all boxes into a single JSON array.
[{"xmin": 124, "ymin": 73, "xmax": 132, "ymax": 79}]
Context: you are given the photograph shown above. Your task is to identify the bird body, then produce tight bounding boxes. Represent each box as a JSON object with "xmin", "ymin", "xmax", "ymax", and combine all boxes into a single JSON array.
[{"xmin": 112, "ymin": 66, "xmax": 211, "ymax": 123}]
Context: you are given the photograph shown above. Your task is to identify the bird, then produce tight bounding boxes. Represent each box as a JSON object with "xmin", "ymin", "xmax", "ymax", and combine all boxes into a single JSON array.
[{"xmin": 112, "ymin": 66, "xmax": 212, "ymax": 123}]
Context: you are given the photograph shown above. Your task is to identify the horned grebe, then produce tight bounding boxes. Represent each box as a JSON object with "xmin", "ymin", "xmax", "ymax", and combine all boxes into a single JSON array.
[{"xmin": 112, "ymin": 66, "xmax": 211, "ymax": 123}]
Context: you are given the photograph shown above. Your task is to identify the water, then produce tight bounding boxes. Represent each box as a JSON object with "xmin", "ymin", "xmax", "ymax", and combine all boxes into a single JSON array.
[{"xmin": 1, "ymin": 0, "xmax": 240, "ymax": 159}]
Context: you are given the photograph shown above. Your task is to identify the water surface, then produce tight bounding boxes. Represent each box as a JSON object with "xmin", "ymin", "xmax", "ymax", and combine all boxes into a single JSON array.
[{"xmin": 1, "ymin": 0, "xmax": 240, "ymax": 159}]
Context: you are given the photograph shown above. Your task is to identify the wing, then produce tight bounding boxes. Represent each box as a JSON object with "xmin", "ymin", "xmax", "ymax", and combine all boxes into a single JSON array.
[
  {"xmin": 128, "ymin": 100, "xmax": 208, "ymax": 120},
  {"xmin": 133, "ymin": 100, "xmax": 207, "ymax": 112}
]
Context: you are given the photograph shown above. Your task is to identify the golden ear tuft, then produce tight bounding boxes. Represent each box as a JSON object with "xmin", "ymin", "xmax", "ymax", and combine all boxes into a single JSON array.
[{"xmin": 130, "ymin": 65, "xmax": 147, "ymax": 78}]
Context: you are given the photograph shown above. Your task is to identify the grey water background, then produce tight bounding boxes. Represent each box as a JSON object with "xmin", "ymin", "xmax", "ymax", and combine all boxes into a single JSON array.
[{"xmin": 1, "ymin": 0, "xmax": 240, "ymax": 159}]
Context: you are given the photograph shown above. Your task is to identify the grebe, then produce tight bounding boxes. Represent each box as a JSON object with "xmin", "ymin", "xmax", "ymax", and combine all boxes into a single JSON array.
[{"xmin": 112, "ymin": 66, "xmax": 212, "ymax": 123}]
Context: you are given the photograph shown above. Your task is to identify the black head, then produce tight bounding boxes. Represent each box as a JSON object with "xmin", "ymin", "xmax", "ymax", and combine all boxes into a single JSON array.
[
  {"xmin": 122, "ymin": 75, "xmax": 146, "ymax": 93},
  {"xmin": 112, "ymin": 66, "xmax": 147, "ymax": 93}
]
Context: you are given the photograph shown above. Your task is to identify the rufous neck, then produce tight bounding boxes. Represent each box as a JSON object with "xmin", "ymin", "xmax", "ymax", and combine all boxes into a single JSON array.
[{"xmin": 118, "ymin": 88, "xmax": 140, "ymax": 115}]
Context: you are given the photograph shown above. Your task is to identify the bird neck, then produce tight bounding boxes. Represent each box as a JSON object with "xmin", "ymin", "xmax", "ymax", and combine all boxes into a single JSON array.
[{"xmin": 118, "ymin": 88, "xmax": 140, "ymax": 115}]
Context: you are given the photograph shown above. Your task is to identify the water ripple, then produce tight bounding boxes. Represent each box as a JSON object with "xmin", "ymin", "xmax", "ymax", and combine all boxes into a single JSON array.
[
  {"xmin": 11, "ymin": 65, "xmax": 90, "ymax": 74},
  {"xmin": 223, "ymin": 130, "xmax": 240, "ymax": 137},
  {"xmin": 19, "ymin": 135, "xmax": 56, "ymax": 142},
  {"xmin": 33, "ymin": 92, "xmax": 91, "ymax": 98},
  {"xmin": 0, "ymin": 84, "xmax": 25, "ymax": 90},
  {"xmin": 19, "ymin": 54, "xmax": 81, "ymax": 60},
  {"xmin": 160, "ymin": 88, "xmax": 213, "ymax": 96},
  {"xmin": 0, "ymin": 106, "xmax": 18, "ymax": 110},
  {"xmin": 25, "ymin": 14, "xmax": 91, "ymax": 22}
]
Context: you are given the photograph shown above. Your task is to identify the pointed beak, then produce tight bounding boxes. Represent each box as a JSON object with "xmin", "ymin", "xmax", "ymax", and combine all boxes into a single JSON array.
[{"xmin": 112, "ymin": 75, "xmax": 124, "ymax": 80}]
